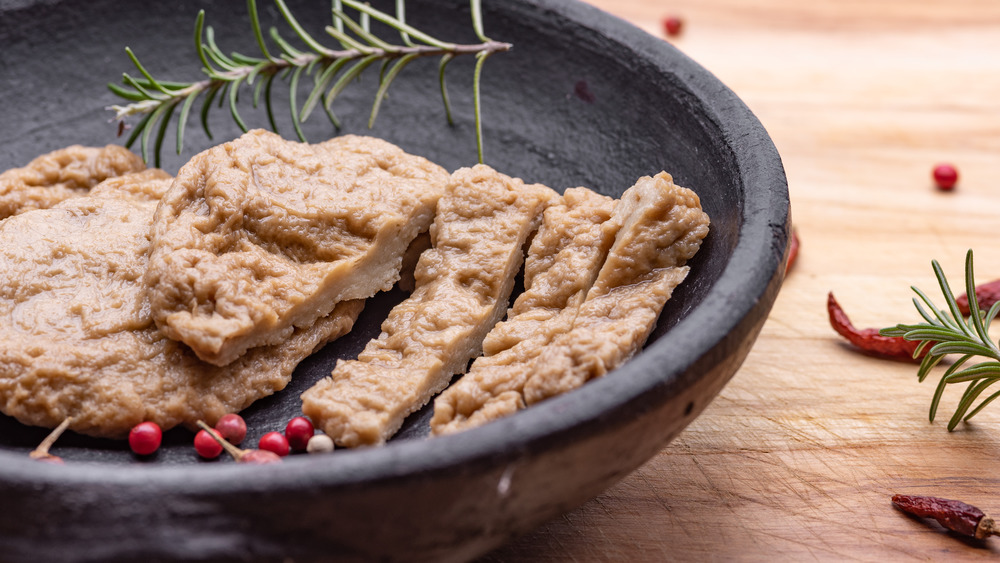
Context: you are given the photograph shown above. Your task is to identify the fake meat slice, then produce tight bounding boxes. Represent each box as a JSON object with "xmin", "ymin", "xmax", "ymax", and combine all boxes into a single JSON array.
[
  {"xmin": 0, "ymin": 144, "xmax": 148, "ymax": 219},
  {"xmin": 431, "ymin": 172, "xmax": 709, "ymax": 434},
  {"xmin": 146, "ymin": 129, "xmax": 448, "ymax": 366},
  {"xmin": 480, "ymin": 187, "xmax": 617, "ymax": 356},
  {"xmin": 301, "ymin": 164, "xmax": 558, "ymax": 447},
  {"xmin": 429, "ymin": 187, "xmax": 617, "ymax": 435},
  {"xmin": 0, "ymin": 172, "xmax": 363, "ymax": 438}
]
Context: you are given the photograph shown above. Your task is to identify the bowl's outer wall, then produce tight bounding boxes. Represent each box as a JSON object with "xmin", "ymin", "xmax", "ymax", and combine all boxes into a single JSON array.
[{"xmin": 0, "ymin": 0, "xmax": 789, "ymax": 561}]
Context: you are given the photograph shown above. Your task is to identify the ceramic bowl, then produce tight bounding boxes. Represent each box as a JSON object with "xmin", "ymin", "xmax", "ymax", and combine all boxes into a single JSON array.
[{"xmin": 0, "ymin": 0, "xmax": 788, "ymax": 561}]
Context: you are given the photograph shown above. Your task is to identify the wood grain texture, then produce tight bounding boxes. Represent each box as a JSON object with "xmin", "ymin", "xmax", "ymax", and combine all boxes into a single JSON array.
[{"xmin": 484, "ymin": 1, "xmax": 1000, "ymax": 560}]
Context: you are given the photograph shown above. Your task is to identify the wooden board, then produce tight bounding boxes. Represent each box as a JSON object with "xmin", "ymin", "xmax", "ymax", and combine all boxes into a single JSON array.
[{"xmin": 486, "ymin": 1, "xmax": 1000, "ymax": 560}]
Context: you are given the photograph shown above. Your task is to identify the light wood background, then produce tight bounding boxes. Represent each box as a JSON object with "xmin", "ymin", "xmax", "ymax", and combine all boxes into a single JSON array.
[{"xmin": 486, "ymin": 1, "xmax": 1000, "ymax": 560}]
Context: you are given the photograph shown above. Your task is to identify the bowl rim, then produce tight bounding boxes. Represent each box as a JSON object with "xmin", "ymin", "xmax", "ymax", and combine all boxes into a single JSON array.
[{"xmin": 0, "ymin": 0, "xmax": 788, "ymax": 492}]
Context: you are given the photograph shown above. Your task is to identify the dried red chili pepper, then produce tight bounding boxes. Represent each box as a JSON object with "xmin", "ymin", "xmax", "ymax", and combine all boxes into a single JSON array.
[
  {"xmin": 785, "ymin": 227, "xmax": 800, "ymax": 276},
  {"xmin": 827, "ymin": 292, "xmax": 925, "ymax": 361},
  {"xmin": 892, "ymin": 494, "xmax": 999, "ymax": 539},
  {"xmin": 957, "ymin": 279, "xmax": 1000, "ymax": 316}
]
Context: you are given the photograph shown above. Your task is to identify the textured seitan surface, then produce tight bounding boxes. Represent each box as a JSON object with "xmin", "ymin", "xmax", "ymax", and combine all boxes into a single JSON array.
[
  {"xmin": 481, "ymin": 187, "xmax": 617, "ymax": 356},
  {"xmin": 0, "ymin": 144, "xmax": 147, "ymax": 219},
  {"xmin": 146, "ymin": 129, "xmax": 448, "ymax": 366},
  {"xmin": 301, "ymin": 164, "xmax": 558, "ymax": 447},
  {"xmin": 0, "ymin": 172, "xmax": 362, "ymax": 438},
  {"xmin": 431, "ymin": 172, "xmax": 709, "ymax": 434},
  {"xmin": 429, "ymin": 187, "xmax": 617, "ymax": 434}
]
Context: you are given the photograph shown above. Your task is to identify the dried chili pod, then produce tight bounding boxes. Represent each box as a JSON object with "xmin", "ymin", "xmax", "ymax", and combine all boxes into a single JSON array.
[
  {"xmin": 892, "ymin": 494, "xmax": 1000, "ymax": 539},
  {"xmin": 957, "ymin": 279, "xmax": 1000, "ymax": 316},
  {"xmin": 827, "ymin": 292, "xmax": 925, "ymax": 361},
  {"xmin": 785, "ymin": 227, "xmax": 800, "ymax": 276}
]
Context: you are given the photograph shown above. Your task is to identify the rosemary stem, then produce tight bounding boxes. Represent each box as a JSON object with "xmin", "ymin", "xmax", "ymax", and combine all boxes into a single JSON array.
[{"xmin": 114, "ymin": 40, "xmax": 511, "ymax": 124}]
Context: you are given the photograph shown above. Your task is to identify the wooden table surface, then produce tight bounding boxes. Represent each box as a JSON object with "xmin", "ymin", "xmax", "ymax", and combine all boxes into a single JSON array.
[{"xmin": 486, "ymin": 1, "xmax": 1000, "ymax": 560}]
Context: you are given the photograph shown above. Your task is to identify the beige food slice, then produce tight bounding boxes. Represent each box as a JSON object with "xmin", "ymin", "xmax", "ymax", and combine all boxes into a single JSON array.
[
  {"xmin": 430, "ymin": 187, "xmax": 617, "ymax": 435},
  {"xmin": 301, "ymin": 164, "xmax": 558, "ymax": 447},
  {"xmin": 0, "ymin": 172, "xmax": 363, "ymax": 439},
  {"xmin": 432, "ymin": 172, "xmax": 710, "ymax": 434},
  {"xmin": 146, "ymin": 129, "xmax": 448, "ymax": 366},
  {"xmin": 0, "ymin": 144, "xmax": 147, "ymax": 219},
  {"xmin": 481, "ymin": 187, "xmax": 617, "ymax": 356}
]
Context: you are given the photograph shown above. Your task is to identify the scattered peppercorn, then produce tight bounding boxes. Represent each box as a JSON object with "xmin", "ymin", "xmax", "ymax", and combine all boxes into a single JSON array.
[
  {"xmin": 195, "ymin": 421, "xmax": 282, "ymax": 464},
  {"xmin": 306, "ymin": 434, "xmax": 335, "ymax": 454},
  {"xmin": 932, "ymin": 163, "xmax": 958, "ymax": 191},
  {"xmin": 194, "ymin": 429, "xmax": 223, "ymax": 459},
  {"xmin": 892, "ymin": 494, "xmax": 999, "ymax": 539},
  {"xmin": 214, "ymin": 413, "xmax": 247, "ymax": 445},
  {"xmin": 239, "ymin": 449, "xmax": 282, "ymax": 464},
  {"xmin": 662, "ymin": 15, "xmax": 684, "ymax": 37},
  {"xmin": 957, "ymin": 278, "xmax": 1000, "ymax": 317},
  {"xmin": 573, "ymin": 80, "xmax": 595, "ymax": 104},
  {"xmin": 128, "ymin": 421, "xmax": 162, "ymax": 456},
  {"xmin": 29, "ymin": 416, "xmax": 73, "ymax": 464},
  {"xmin": 827, "ymin": 292, "xmax": 926, "ymax": 361},
  {"xmin": 259, "ymin": 431, "xmax": 290, "ymax": 457},
  {"xmin": 285, "ymin": 416, "xmax": 315, "ymax": 451}
]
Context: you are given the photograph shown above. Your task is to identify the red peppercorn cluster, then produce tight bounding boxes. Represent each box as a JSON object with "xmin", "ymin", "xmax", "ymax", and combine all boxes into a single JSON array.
[{"xmin": 127, "ymin": 413, "xmax": 328, "ymax": 462}]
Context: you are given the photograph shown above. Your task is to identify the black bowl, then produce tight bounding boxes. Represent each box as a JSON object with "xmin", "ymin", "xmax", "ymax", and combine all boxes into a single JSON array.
[{"xmin": 0, "ymin": 0, "xmax": 788, "ymax": 561}]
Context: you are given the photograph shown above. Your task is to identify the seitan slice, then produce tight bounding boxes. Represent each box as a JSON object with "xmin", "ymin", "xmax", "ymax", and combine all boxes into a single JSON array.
[
  {"xmin": 0, "ymin": 172, "xmax": 363, "ymax": 438},
  {"xmin": 0, "ymin": 144, "xmax": 147, "ymax": 219},
  {"xmin": 301, "ymin": 164, "xmax": 558, "ymax": 447},
  {"xmin": 430, "ymin": 187, "xmax": 617, "ymax": 435},
  {"xmin": 480, "ymin": 187, "xmax": 617, "ymax": 356},
  {"xmin": 431, "ymin": 172, "xmax": 709, "ymax": 434},
  {"xmin": 145, "ymin": 129, "xmax": 448, "ymax": 366}
]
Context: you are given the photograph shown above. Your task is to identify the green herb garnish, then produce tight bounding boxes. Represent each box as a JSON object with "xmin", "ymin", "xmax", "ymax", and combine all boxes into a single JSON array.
[
  {"xmin": 107, "ymin": 0, "xmax": 510, "ymax": 167},
  {"xmin": 881, "ymin": 250, "xmax": 1000, "ymax": 430}
]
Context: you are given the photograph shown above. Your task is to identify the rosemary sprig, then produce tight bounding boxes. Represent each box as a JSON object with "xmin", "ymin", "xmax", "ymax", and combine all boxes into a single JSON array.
[
  {"xmin": 881, "ymin": 250, "xmax": 1000, "ymax": 430},
  {"xmin": 107, "ymin": 0, "xmax": 511, "ymax": 167}
]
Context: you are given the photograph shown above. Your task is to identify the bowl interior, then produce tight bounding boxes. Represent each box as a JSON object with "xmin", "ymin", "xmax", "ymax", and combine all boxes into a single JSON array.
[{"xmin": 0, "ymin": 0, "xmax": 777, "ymax": 473}]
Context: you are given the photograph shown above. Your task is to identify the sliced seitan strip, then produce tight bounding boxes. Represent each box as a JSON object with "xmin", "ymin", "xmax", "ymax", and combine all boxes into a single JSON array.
[
  {"xmin": 146, "ymin": 129, "xmax": 448, "ymax": 366},
  {"xmin": 0, "ymin": 171, "xmax": 363, "ymax": 438},
  {"xmin": 480, "ymin": 187, "xmax": 617, "ymax": 356},
  {"xmin": 431, "ymin": 172, "xmax": 709, "ymax": 434},
  {"xmin": 430, "ymin": 187, "xmax": 617, "ymax": 434},
  {"xmin": 0, "ymin": 144, "xmax": 147, "ymax": 219},
  {"xmin": 301, "ymin": 164, "xmax": 558, "ymax": 447}
]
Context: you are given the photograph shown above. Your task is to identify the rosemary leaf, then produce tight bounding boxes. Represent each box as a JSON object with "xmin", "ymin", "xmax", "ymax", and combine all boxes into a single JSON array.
[
  {"xmin": 276, "ymin": 0, "xmax": 336, "ymax": 57},
  {"xmin": 302, "ymin": 58, "xmax": 349, "ymax": 122},
  {"xmin": 126, "ymin": 48, "xmax": 178, "ymax": 97},
  {"xmin": 324, "ymin": 54, "xmax": 379, "ymax": 113},
  {"xmin": 228, "ymin": 77, "xmax": 249, "ymax": 132},
  {"xmin": 333, "ymin": 9, "xmax": 397, "ymax": 53},
  {"xmin": 470, "ymin": 0, "xmax": 490, "ymax": 43},
  {"xmin": 369, "ymin": 53, "xmax": 418, "ymax": 128},
  {"xmin": 396, "ymin": 0, "xmax": 415, "ymax": 47},
  {"xmin": 438, "ymin": 53, "xmax": 455, "ymax": 125},
  {"xmin": 200, "ymin": 84, "xmax": 220, "ymax": 140},
  {"xmin": 153, "ymin": 101, "xmax": 178, "ymax": 168},
  {"xmin": 248, "ymin": 0, "xmax": 274, "ymax": 61},
  {"xmin": 264, "ymin": 73, "xmax": 280, "ymax": 134},
  {"xmin": 289, "ymin": 65, "xmax": 307, "ymax": 142},
  {"xmin": 473, "ymin": 50, "xmax": 491, "ymax": 164},
  {"xmin": 176, "ymin": 90, "xmax": 200, "ymax": 155},
  {"xmin": 340, "ymin": 0, "xmax": 453, "ymax": 49}
]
